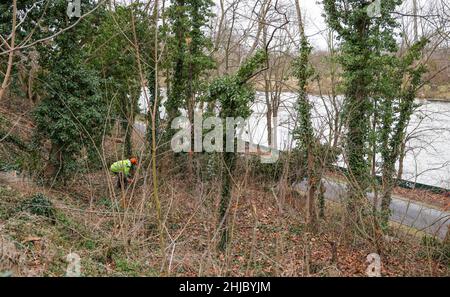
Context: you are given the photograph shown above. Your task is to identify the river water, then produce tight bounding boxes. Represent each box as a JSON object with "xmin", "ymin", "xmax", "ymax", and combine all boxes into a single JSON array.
[{"xmin": 139, "ymin": 91, "xmax": 450, "ymax": 190}]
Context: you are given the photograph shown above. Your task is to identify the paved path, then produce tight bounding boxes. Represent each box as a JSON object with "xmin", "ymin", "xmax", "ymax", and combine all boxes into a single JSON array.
[{"xmin": 296, "ymin": 178, "xmax": 450, "ymax": 240}]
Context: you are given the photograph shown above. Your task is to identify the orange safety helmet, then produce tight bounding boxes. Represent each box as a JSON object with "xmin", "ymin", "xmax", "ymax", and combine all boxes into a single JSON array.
[{"xmin": 130, "ymin": 157, "xmax": 138, "ymax": 165}]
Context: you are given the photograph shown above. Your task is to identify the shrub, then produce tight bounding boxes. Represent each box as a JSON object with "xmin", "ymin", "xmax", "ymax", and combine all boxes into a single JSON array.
[
  {"xmin": 421, "ymin": 236, "xmax": 450, "ymax": 266},
  {"xmin": 20, "ymin": 193, "xmax": 56, "ymax": 223}
]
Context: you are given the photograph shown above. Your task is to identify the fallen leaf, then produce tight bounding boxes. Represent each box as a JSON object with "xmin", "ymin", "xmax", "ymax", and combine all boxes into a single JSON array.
[{"xmin": 22, "ymin": 236, "xmax": 42, "ymax": 243}]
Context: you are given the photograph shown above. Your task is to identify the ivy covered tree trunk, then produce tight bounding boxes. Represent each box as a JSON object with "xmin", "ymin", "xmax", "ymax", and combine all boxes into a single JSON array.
[
  {"xmin": 294, "ymin": 0, "xmax": 318, "ymax": 230},
  {"xmin": 32, "ymin": 1, "xmax": 108, "ymax": 180},
  {"xmin": 146, "ymin": 67, "xmax": 159, "ymax": 158},
  {"xmin": 205, "ymin": 50, "xmax": 267, "ymax": 251},
  {"xmin": 381, "ymin": 77, "xmax": 425, "ymax": 225},
  {"xmin": 324, "ymin": 0, "xmax": 427, "ymax": 229},
  {"xmin": 379, "ymin": 39, "xmax": 427, "ymax": 227},
  {"xmin": 380, "ymin": 97, "xmax": 413, "ymax": 225},
  {"xmin": 45, "ymin": 142, "xmax": 63, "ymax": 180},
  {"xmin": 344, "ymin": 18, "xmax": 372, "ymax": 217},
  {"xmin": 166, "ymin": 0, "xmax": 214, "ymax": 155},
  {"xmin": 122, "ymin": 97, "xmax": 133, "ymax": 157},
  {"xmin": 218, "ymin": 152, "xmax": 236, "ymax": 251},
  {"xmin": 346, "ymin": 83, "xmax": 371, "ymax": 215},
  {"xmin": 166, "ymin": 0, "xmax": 188, "ymax": 138},
  {"xmin": 324, "ymin": 0, "xmax": 397, "ymax": 219},
  {"xmin": 89, "ymin": 4, "xmax": 156, "ymax": 159},
  {"xmin": 187, "ymin": 0, "xmax": 214, "ymax": 175}
]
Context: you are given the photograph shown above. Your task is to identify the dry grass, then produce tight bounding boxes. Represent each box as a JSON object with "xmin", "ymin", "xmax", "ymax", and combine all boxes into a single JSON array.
[{"xmin": 1, "ymin": 158, "xmax": 448, "ymax": 276}]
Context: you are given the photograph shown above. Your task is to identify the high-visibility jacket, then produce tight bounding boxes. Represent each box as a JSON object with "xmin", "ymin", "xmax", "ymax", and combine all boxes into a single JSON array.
[{"xmin": 110, "ymin": 159, "xmax": 132, "ymax": 176}]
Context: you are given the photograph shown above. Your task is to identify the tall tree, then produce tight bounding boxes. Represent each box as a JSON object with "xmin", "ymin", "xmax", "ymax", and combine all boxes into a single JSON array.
[
  {"xmin": 165, "ymin": 0, "xmax": 215, "ymax": 140},
  {"xmin": 324, "ymin": 0, "xmax": 428, "ymax": 231},
  {"xmin": 205, "ymin": 50, "xmax": 267, "ymax": 251},
  {"xmin": 165, "ymin": 0, "xmax": 189, "ymax": 126},
  {"xmin": 323, "ymin": 0, "xmax": 401, "ymax": 218},
  {"xmin": 33, "ymin": 0, "xmax": 107, "ymax": 179},
  {"xmin": 293, "ymin": 0, "xmax": 318, "ymax": 229},
  {"xmin": 378, "ymin": 38, "xmax": 427, "ymax": 226},
  {"xmin": 0, "ymin": 0, "xmax": 17, "ymax": 102},
  {"xmin": 0, "ymin": 0, "xmax": 49, "ymax": 102},
  {"xmin": 90, "ymin": 3, "xmax": 158, "ymax": 158}
]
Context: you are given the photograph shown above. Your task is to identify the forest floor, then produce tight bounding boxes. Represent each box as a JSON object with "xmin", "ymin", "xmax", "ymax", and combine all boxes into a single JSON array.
[{"xmin": 0, "ymin": 165, "xmax": 449, "ymax": 276}]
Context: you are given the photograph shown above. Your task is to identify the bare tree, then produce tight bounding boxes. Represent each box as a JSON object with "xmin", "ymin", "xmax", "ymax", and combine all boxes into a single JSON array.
[{"xmin": 0, "ymin": 0, "xmax": 17, "ymax": 101}]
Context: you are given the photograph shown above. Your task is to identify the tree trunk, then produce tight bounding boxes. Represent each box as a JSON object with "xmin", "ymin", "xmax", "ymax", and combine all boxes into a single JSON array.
[
  {"xmin": 218, "ymin": 152, "xmax": 236, "ymax": 251},
  {"xmin": 413, "ymin": 0, "xmax": 418, "ymax": 42},
  {"xmin": 295, "ymin": 0, "xmax": 317, "ymax": 231},
  {"xmin": 397, "ymin": 139, "xmax": 406, "ymax": 180},
  {"xmin": 0, "ymin": 0, "xmax": 17, "ymax": 102},
  {"xmin": 345, "ymin": 15, "xmax": 371, "ymax": 218},
  {"xmin": 265, "ymin": 81, "xmax": 273, "ymax": 146},
  {"xmin": 307, "ymin": 148, "xmax": 317, "ymax": 230},
  {"xmin": 45, "ymin": 142, "xmax": 63, "ymax": 180}
]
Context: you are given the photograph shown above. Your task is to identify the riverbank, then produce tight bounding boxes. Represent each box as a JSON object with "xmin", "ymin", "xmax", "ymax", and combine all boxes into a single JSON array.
[
  {"xmin": 252, "ymin": 80, "xmax": 450, "ymax": 102},
  {"xmin": 148, "ymin": 77, "xmax": 450, "ymax": 101},
  {"xmin": 326, "ymin": 170, "xmax": 450, "ymax": 212}
]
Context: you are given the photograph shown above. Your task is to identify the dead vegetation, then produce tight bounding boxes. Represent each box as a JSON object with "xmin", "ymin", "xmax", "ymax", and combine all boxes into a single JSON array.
[{"xmin": 0, "ymin": 156, "xmax": 448, "ymax": 276}]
